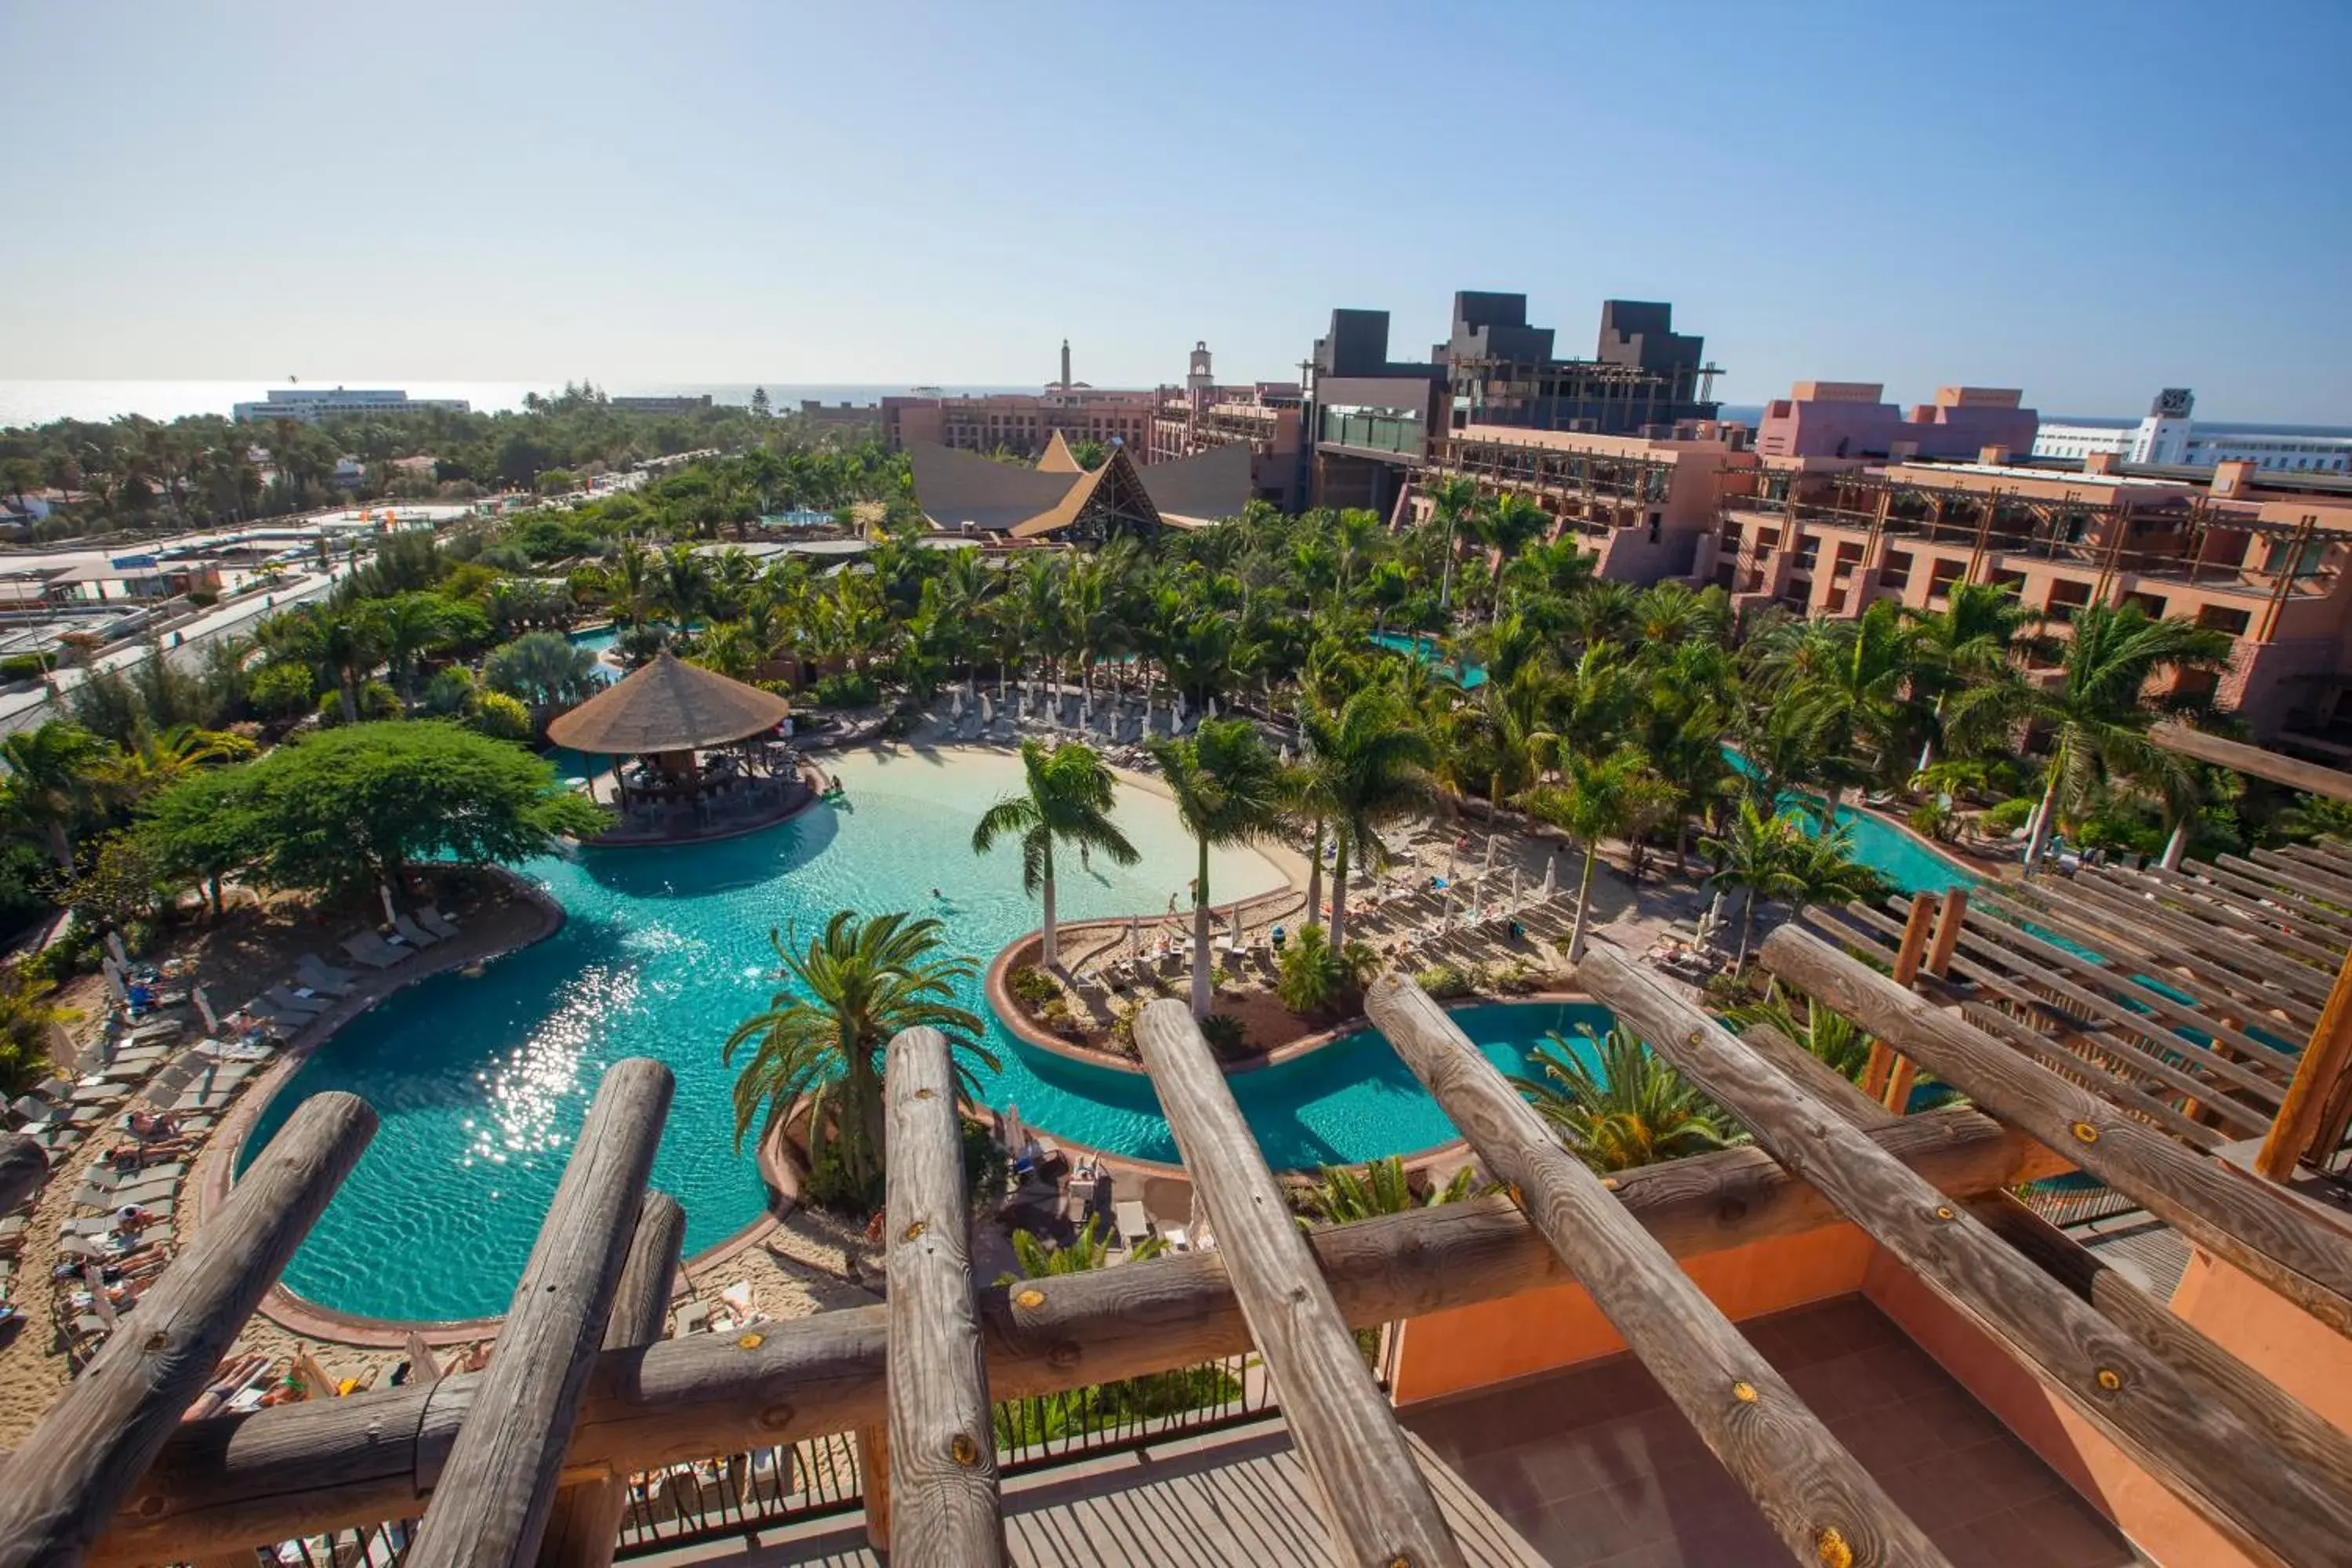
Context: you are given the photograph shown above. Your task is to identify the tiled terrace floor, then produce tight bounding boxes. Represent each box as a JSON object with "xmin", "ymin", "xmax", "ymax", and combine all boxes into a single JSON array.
[{"xmin": 1400, "ymin": 1294, "xmax": 2150, "ymax": 1566}]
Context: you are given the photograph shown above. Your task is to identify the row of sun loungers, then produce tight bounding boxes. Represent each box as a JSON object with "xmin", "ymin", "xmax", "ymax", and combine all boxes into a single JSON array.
[{"xmin": 337, "ymin": 907, "xmax": 460, "ymax": 971}]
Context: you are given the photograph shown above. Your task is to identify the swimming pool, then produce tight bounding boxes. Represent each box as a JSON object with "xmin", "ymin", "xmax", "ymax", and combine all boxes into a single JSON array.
[
  {"xmin": 1718, "ymin": 749, "xmax": 1976, "ymax": 898},
  {"xmin": 1368, "ymin": 631, "xmax": 1488, "ymax": 689},
  {"xmin": 240, "ymin": 748, "xmax": 1600, "ymax": 1321}
]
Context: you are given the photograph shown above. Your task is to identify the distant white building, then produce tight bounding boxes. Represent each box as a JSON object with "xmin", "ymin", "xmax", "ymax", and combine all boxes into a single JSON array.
[
  {"xmin": 232, "ymin": 387, "xmax": 471, "ymax": 423},
  {"xmin": 2035, "ymin": 389, "xmax": 2352, "ymax": 474}
]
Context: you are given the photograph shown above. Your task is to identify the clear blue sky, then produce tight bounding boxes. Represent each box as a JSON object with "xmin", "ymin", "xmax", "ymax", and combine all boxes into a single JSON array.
[{"xmin": 5, "ymin": 0, "xmax": 2348, "ymax": 420}]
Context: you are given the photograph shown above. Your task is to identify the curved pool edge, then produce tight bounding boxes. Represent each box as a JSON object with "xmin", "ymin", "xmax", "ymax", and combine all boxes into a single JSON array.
[
  {"xmin": 196, "ymin": 868, "xmax": 576, "ymax": 1346},
  {"xmin": 999, "ymin": 988, "xmax": 1598, "ymax": 1180}
]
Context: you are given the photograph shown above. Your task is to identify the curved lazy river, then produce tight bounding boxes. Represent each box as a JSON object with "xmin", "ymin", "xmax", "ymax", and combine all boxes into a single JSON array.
[{"xmin": 241, "ymin": 746, "xmax": 1608, "ymax": 1322}]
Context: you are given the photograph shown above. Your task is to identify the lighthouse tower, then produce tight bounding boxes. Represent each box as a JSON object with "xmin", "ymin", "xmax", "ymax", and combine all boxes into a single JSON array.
[{"xmin": 1187, "ymin": 340, "xmax": 1215, "ymax": 409}]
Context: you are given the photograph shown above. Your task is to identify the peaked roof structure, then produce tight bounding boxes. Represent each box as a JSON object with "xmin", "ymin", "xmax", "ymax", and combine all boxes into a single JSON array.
[
  {"xmin": 543, "ymin": 650, "xmax": 790, "ymax": 754},
  {"xmin": 907, "ymin": 437, "xmax": 1253, "ymax": 540}
]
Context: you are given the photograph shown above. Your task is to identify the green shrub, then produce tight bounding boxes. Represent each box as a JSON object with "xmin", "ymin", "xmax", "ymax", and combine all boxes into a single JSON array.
[
  {"xmin": 1200, "ymin": 1012, "xmax": 1250, "ymax": 1057},
  {"xmin": 1007, "ymin": 964, "xmax": 1060, "ymax": 1008},
  {"xmin": 1277, "ymin": 924, "xmax": 1349, "ymax": 1014},
  {"xmin": 808, "ymin": 669, "xmax": 880, "ymax": 709},
  {"xmin": 249, "ymin": 660, "xmax": 318, "ymax": 720},
  {"xmin": 1980, "ymin": 797, "xmax": 2036, "ymax": 833},
  {"xmin": 358, "ymin": 680, "xmax": 403, "ymax": 721},
  {"xmin": 419, "ymin": 666, "xmax": 477, "ymax": 717},
  {"xmin": 0, "ymin": 654, "xmax": 50, "ymax": 682},
  {"xmin": 1415, "ymin": 962, "xmax": 1472, "ymax": 1000},
  {"xmin": 473, "ymin": 690, "xmax": 532, "ymax": 742},
  {"xmin": 185, "ymin": 589, "xmax": 219, "ymax": 608}
]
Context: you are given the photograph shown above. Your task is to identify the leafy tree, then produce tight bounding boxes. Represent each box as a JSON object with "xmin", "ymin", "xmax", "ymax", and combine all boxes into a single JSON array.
[
  {"xmin": 60, "ymin": 831, "xmax": 165, "ymax": 932},
  {"xmin": 723, "ymin": 911, "xmax": 995, "ymax": 1213},
  {"xmin": 1274, "ymin": 922, "xmax": 1372, "ymax": 1014},
  {"xmin": 137, "ymin": 764, "xmax": 261, "ymax": 916},
  {"xmin": 0, "ymin": 964, "xmax": 78, "ymax": 1097},
  {"xmin": 971, "ymin": 739, "xmax": 1138, "ymax": 967},
  {"xmin": 1701, "ymin": 800, "xmax": 1808, "ymax": 969},
  {"xmin": 1528, "ymin": 746, "xmax": 1674, "ymax": 959},
  {"xmin": 142, "ymin": 721, "xmax": 605, "ymax": 897},
  {"xmin": 248, "ymin": 660, "xmax": 318, "ymax": 721},
  {"xmin": 1149, "ymin": 718, "xmax": 1287, "ymax": 1016},
  {"xmin": 1293, "ymin": 688, "xmax": 1433, "ymax": 947},
  {"xmin": 1510, "ymin": 1025, "xmax": 1747, "ymax": 1172},
  {"xmin": 473, "ymin": 690, "xmax": 533, "ymax": 742}
]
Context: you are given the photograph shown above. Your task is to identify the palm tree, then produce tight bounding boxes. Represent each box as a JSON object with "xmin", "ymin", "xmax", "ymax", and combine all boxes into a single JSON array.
[
  {"xmin": 1701, "ymin": 800, "xmax": 1809, "ymax": 968},
  {"xmin": 103, "ymin": 724, "xmax": 255, "ymax": 805},
  {"xmin": 1149, "ymin": 719, "xmax": 1287, "ymax": 1016},
  {"xmin": 1944, "ymin": 603, "xmax": 2233, "ymax": 866},
  {"xmin": 971, "ymin": 739, "xmax": 1139, "ymax": 967},
  {"xmin": 1469, "ymin": 492, "xmax": 1552, "ymax": 619},
  {"xmin": 483, "ymin": 632, "xmax": 599, "ymax": 728},
  {"xmin": 1727, "ymin": 995, "xmax": 1873, "ymax": 1084},
  {"xmin": 1511, "ymin": 1025, "xmax": 1747, "ymax": 1172},
  {"xmin": 1769, "ymin": 600, "xmax": 1930, "ymax": 817},
  {"xmin": 1293, "ymin": 1156, "xmax": 1481, "ymax": 1224},
  {"xmin": 997, "ymin": 1214, "xmax": 1165, "ymax": 1282},
  {"xmin": 1904, "ymin": 580, "xmax": 2043, "ymax": 773},
  {"xmin": 1473, "ymin": 663, "xmax": 1560, "ymax": 822},
  {"xmin": 723, "ymin": 911, "xmax": 994, "ymax": 1210},
  {"xmin": 1528, "ymin": 746, "xmax": 1674, "ymax": 959},
  {"xmin": 1426, "ymin": 475, "xmax": 1479, "ymax": 614},
  {"xmin": 0, "ymin": 721, "xmax": 116, "ymax": 866},
  {"xmin": 1294, "ymin": 688, "xmax": 1434, "ymax": 948}
]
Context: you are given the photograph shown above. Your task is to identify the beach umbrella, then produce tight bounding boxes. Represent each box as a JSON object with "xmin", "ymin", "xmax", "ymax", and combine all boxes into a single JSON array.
[
  {"xmin": 1207, "ymin": 696, "xmax": 1218, "ymax": 719},
  {"xmin": 1174, "ymin": 691, "xmax": 1186, "ymax": 723},
  {"xmin": 1483, "ymin": 834, "xmax": 1498, "ymax": 875},
  {"xmin": 1512, "ymin": 866, "xmax": 1522, "ymax": 911},
  {"xmin": 1003, "ymin": 1103, "xmax": 1026, "ymax": 1159},
  {"xmin": 1230, "ymin": 902, "xmax": 1243, "ymax": 948},
  {"xmin": 85, "ymin": 1265, "xmax": 116, "ymax": 1329},
  {"xmin": 379, "ymin": 884, "xmax": 399, "ymax": 927},
  {"xmin": 1541, "ymin": 854, "xmax": 1557, "ymax": 899},
  {"xmin": 979, "ymin": 692, "xmax": 993, "ymax": 724},
  {"xmin": 404, "ymin": 1331, "xmax": 441, "ymax": 1389},
  {"xmin": 100, "ymin": 957, "xmax": 130, "ymax": 1006},
  {"xmin": 1443, "ymin": 843, "xmax": 1457, "ymax": 884},
  {"xmin": 1279, "ymin": 743, "xmax": 1293, "ymax": 765},
  {"xmin": 1130, "ymin": 915, "xmax": 1142, "ymax": 956},
  {"xmin": 1704, "ymin": 890, "xmax": 1727, "ymax": 938},
  {"xmin": 104, "ymin": 929, "xmax": 129, "ymax": 968},
  {"xmin": 949, "ymin": 688, "xmax": 963, "ymax": 720},
  {"xmin": 194, "ymin": 985, "xmax": 219, "ymax": 1036},
  {"xmin": 1441, "ymin": 882, "xmax": 1455, "ymax": 927}
]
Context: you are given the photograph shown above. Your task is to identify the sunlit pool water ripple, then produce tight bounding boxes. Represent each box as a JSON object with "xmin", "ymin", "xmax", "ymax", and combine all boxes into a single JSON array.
[{"xmin": 241, "ymin": 746, "xmax": 1608, "ymax": 1322}]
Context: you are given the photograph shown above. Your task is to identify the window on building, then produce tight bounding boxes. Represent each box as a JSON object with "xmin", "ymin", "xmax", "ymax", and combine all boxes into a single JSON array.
[{"xmin": 2197, "ymin": 604, "xmax": 2252, "ymax": 635}]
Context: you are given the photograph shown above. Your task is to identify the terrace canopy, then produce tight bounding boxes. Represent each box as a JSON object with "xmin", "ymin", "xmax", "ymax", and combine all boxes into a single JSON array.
[{"xmin": 546, "ymin": 650, "xmax": 789, "ymax": 756}]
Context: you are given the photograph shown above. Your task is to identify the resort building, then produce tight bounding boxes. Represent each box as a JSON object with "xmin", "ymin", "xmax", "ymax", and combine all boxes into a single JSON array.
[
  {"xmin": 1147, "ymin": 343, "xmax": 1305, "ymax": 510},
  {"xmin": 230, "ymin": 387, "xmax": 471, "ymax": 423},
  {"xmin": 1754, "ymin": 381, "xmax": 2039, "ymax": 461},
  {"xmin": 1301, "ymin": 292, "xmax": 1719, "ymax": 515},
  {"xmin": 1418, "ymin": 422, "xmax": 1760, "ymax": 583},
  {"xmin": 1706, "ymin": 448, "xmax": 2352, "ymax": 739},
  {"xmin": 906, "ymin": 430, "xmax": 1254, "ymax": 540},
  {"xmin": 2035, "ymin": 388, "xmax": 2352, "ymax": 474},
  {"xmin": 881, "ymin": 343, "xmax": 1163, "ymax": 458}
]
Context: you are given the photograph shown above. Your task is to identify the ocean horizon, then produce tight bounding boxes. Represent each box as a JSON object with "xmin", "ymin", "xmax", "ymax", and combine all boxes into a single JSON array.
[{"xmin": 0, "ymin": 380, "xmax": 1040, "ymax": 429}]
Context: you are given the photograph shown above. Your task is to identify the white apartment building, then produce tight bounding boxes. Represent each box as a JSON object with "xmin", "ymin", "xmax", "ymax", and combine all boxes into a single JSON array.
[
  {"xmin": 231, "ymin": 387, "xmax": 472, "ymax": 423},
  {"xmin": 2035, "ymin": 388, "xmax": 2351, "ymax": 474}
]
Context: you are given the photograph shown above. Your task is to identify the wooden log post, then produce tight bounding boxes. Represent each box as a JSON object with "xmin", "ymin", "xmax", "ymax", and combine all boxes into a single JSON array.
[
  {"xmin": 1761, "ymin": 924, "xmax": 2352, "ymax": 1338},
  {"xmin": 1861, "ymin": 896, "xmax": 1935, "ymax": 1100},
  {"xmin": 882, "ymin": 1026, "xmax": 1004, "ymax": 1566},
  {"xmin": 405, "ymin": 1058, "xmax": 673, "ymax": 1568},
  {"xmin": 1581, "ymin": 939, "xmax": 2352, "ymax": 1568},
  {"xmin": 856, "ymin": 1425, "xmax": 891, "ymax": 1554},
  {"xmin": 1883, "ymin": 889, "xmax": 1965, "ymax": 1113},
  {"xmin": 96, "ymin": 1108, "xmax": 2057, "ymax": 1565},
  {"xmin": 536, "ymin": 1190, "xmax": 685, "ymax": 1568},
  {"xmin": 1131, "ymin": 997, "xmax": 1466, "ymax": 1568},
  {"xmin": 0, "ymin": 1091, "xmax": 376, "ymax": 1568},
  {"xmin": 2256, "ymin": 943, "xmax": 2352, "ymax": 1181},
  {"xmin": 0, "ymin": 1130, "xmax": 47, "ymax": 1217},
  {"xmin": 1366, "ymin": 976, "xmax": 1951, "ymax": 1568}
]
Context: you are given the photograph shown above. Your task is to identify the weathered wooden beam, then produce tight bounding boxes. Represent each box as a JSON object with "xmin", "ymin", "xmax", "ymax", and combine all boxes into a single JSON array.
[
  {"xmin": 0, "ymin": 1130, "xmax": 46, "ymax": 1217},
  {"xmin": 1583, "ymin": 940, "xmax": 2352, "ymax": 1568},
  {"xmin": 2088, "ymin": 864, "xmax": 2348, "ymax": 970},
  {"xmin": 0, "ymin": 1092, "xmax": 375, "ymax": 1568},
  {"xmin": 1863, "ymin": 897, "xmax": 1935, "ymax": 1100},
  {"xmin": 2256, "ymin": 945, "xmax": 2352, "ymax": 1181},
  {"xmin": 1132, "ymin": 997, "xmax": 1465, "ymax": 1568},
  {"xmin": 1761, "ymin": 925, "xmax": 2352, "ymax": 1338},
  {"xmin": 2245, "ymin": 848, "xmax": 2352, "ymax": 909},
  {"xmin": 2169, "ymin": 858, "xmax": 2352, "ymax": 940},
  {"xmin": 95, "ymin": 1107, "xmax": 2053, "ymax": 1564},
  {"xmin": 536, "ymin": 1191, "xmax": 684, "ymax": 1568},
  {"xmin": 2053, "ymin": 873, "xmax": 2332, "ymax": 1012},
  {"xmin": 1367, "ymin": 976, "xmax": 1950, "ymax": 1568},
  {"xmin": 881, "ymin": 1026, "xmax": 1004, "ymax": 1566},
  {"xmin": 1738, "ymin": 1024, "xmax": 1896, "ymax": 1130},
  {"xmin": 1804, "ymin": 905, "xmax": 2244, "ymax": 1145},
  {"xmin": 405, "ymin": 1058, "xmax": 673, "ymax": 1568},
  {"xmin": 2151, "ymin": 721, "xmax": 2352, "ymax": 803},
  {"xmin": 1960, "ymin": 889, "xmax": 2299, "ymax": 1080}
]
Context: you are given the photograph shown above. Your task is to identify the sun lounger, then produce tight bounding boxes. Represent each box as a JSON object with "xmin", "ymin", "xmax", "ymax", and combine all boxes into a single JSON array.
[
  {"xmin": 261, "ymin": 986, "xmax": 329, "ymax": 1016},
  {"xmin": 416, "ymin": 906, "xmax": 462, "ymax": 941},
  {"xmin": 73, "ymin": 1176, "xmax": 177, "ymax": 1210},
  {"xmin": 1113, "ymin": 1199, "xmax": 1155, "ymax": 1250},
  {"xmin": 339, "ymin": 931, "xmax": 408, "ymax": 969},
  {"xmin": 295, "ymin": 955, "xmax": 360, "ymax": 993},
  {"xmin": 390, "ymin": 915, "xmax": 441, "ymax": 949},
  {"xmin": 673, "ymin": 1301, "xmax": 711, "ymax": 1337}
]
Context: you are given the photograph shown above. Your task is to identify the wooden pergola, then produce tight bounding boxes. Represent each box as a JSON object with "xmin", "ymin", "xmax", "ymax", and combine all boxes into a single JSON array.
[{"xmin": 8, "ymin": 852, "xmax": 2352, "ymax": 1563}]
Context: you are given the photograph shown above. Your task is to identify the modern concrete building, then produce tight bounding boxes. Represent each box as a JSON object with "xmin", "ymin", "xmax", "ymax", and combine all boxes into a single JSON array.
[
  {"xmin": 1754, "ymin": 382, "xmax": 2038, "ymax": 461},
  {"xmin": 881, "ymin": 345, "xmax": 1161, "ymax": 458},
  {"xmin": 2036, "ymin": 389, "xmax": 2352, "ymax": 474},
  {"xmin": 1301, "ymin": 293, "xmax": 1719, "ymax": 515},
  {"xmin": 1706, "ymin": 448, "xmax": 2352, "ymax": 740},
  {"xmin": 231, "ymin": 387, "xmax": 470, "ymax": 423}
]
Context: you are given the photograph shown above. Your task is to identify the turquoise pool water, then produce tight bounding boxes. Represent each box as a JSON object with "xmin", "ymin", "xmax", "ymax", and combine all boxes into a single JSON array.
[
  {"xmin": 1718, "ymin": 749, "xmax": 1976, "ymax": 898},
  {"xmin": 240, "ymin": 748, "xmax": 1603, "ymax": 1322},
  {"xmin": 1369, "ymin": 631, "xmax": 1488, "ymax": 689}
]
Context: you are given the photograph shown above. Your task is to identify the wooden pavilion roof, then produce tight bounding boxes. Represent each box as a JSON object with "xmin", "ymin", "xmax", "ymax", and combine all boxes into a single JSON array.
[{"xmin": 543, "ymin": 651, "xmax": 789, "ymax": 755}]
